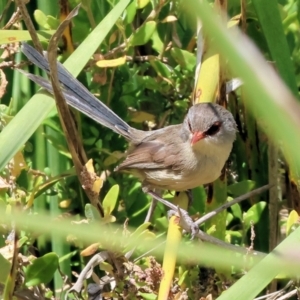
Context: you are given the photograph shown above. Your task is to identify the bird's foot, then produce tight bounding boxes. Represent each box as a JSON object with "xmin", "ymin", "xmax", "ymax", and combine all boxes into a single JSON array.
[
  {"xmin": 144, "ymin": 188, "xmax": 199, "ymax": 239},
  {"xmin": 167, "ymin": 210, "xmax": 199, "ymax": 238}
]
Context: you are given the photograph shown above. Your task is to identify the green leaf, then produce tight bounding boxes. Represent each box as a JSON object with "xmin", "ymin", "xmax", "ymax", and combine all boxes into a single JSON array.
[
  {"xmin": 124, "ymin": 1, "xmax": 137, "ymax": 25},
  {"xmin": 178, "ymin": 270, "xmax": 188, "ymax": 285},
  {"xmin": 252, "ymin": 0, "xmax": 298, "ymax": 95},
  {"xmin": 230, "ymin": 201, "xmax": 242, "ymax": 221},
  {"xmin": 85, "ymin": 203, "xmax": 102, "ymax": 222},
  {"xmin": 25, "ymin": 253, "xmax": 59, "ymax": 286},
  {"xmin": 170, "ymin": 47, "xmax": 196, "ymax": 72},
  {"xmin": 243, "ymin": 201, "xmax": 267, "ymax": 231},
  {"xmin": 149, "ymin": 59, "xmax": 173, "ymax": 84},
  {"xmin": 33, "ymin": 10, "xmax": 48, "ymax": 28},
  {"xmin": 102, "ymin": 184, "xmax": 119, "ymax": 215},
  {"xmin": 227, "ymin": 180, "xmax": 256, "ymax": 197},
  {"xmin": 46, "ymin": 16, "xmax": 60, "ymax": 30},
  {"xmin": 129, "ymin": 21, "xmax": 157, "ymax": 46},
  {"xmin": 34, "ymin": 10, "xmax": 60, "ymax": 30}
]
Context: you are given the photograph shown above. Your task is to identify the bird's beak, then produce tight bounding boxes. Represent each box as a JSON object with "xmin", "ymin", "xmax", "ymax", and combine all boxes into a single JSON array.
[{"xmin": 191, "ymin": 131, "xmax": 205, "ymax": 146}]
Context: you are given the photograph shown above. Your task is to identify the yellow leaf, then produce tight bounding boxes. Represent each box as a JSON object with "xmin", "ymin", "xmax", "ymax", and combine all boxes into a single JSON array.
[
  {"xmin": 85, "ymin": 159, "xmax": 95, "ymax": 173},
  {"xmin": 11, "ymin": 151, "xmax": 27, "ymax": 178},
  {"xmin": 59, "ymin": 199, "xmax": 72, "ymax": 208},
  {"xmin": 129, "ymin": 111, "xmax": 156, "ymax": 123},
  {"xmin": 92, "ymin": 178, "xmax": 103, "ymax": 194},
  {"xmin": 228, "ymin": 15, "xmax": 241, "ymax": 28},
  {"xmin": 161, "ymin": 15, "xmax": 177, "ymax": 23},
  {"xmin": 80, "ymin": 243, "xmax": 100, "ymax": 256},
  {"xmin": 109, "ymin": 31, "xmax": 117, "ymax": 45},
  {"xmin": 96, "ymin": 56, "xmax": 126, "ymax": 68},
  {"xmin": 194, "ymin": 48, "xmax": 219, "ymax": 103},
  {"xmin": 102, "ymin": 214, "xmax": 116, "ymax": 224}
]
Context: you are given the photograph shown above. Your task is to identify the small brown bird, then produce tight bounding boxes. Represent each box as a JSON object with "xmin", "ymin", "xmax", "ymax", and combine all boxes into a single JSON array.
[{"xmin": 20, "ymin": 43, "xmax": 237, "ymax": 194}]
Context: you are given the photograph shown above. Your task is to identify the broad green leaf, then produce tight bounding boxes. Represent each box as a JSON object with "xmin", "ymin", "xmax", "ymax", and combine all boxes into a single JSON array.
[
  {"xmin": 150, "ymin": 29, "xmax": 164, "ymax": 54},
  {"xmin": 33, "ymin": 10, "xmax": 48, "ymax": 28},
  {"xmin": 149, "ymin": 59, "xmax": 174, "ymax": 84},
  {"xmin": 25, "ymin": 253, "xmax": 59, "ymax": 286},
  {"xmin": 34, "ymin": 10, "xmax": 60, "ymax": 30},
  {"xmin": 0, "ymin": 30, "xmax": 54, "ymax": 44},
  {"xmin": 227, "ymin": 180, "xmax": 256, "ymax": 197},
  {"xmin": 243, "ymin": 201, "xmax": 267, "ymax": 231},
  {"xmin": 129, "ymin": 21, "xmax": 157, "ymax": 47},
  {"xmin": 46, "ymin": 16, "xmax": 60, "ymax": 30},
  {"xmin": 85, "ymin": 203, "xmax": 102, "ymax": 222},
  {"xmin": 170, "ymin": 47, "xmax": 196, "ymax": 72},
  {"xmin": 226, "ymin": 212, "xmax": 234, "ymax": 225},
  {"xmin": 124, "ymin": 1, "xmax": 136, "ymax": 25},
  {"xmin": 230, "ymin": 201, "xmax": 242, "ymax": 221},
  {"xmin": 102, "ymin": 184, "xmax": 119, "ymax": 215}
]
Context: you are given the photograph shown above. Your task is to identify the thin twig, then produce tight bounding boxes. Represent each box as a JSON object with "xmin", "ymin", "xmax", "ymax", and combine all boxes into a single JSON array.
[
  {"xmin": 276, "ymin": 289, "xmax": 297, "ymax": 300},
  {"xmin": 14, "ymin": 0, "xmax": 43, "ymax": 53},
  {"xmin": 196, "ymin": 228, "xmax": 265, "ymax": 258},
  {"xmin": 147, "ymin": 190, "xmax": 266, "ymax": 257},
  {"xmin": 253, "ymin": 280, "xmax": 293, "ymax": 300},
  {"xmin": 144, "ymin": 198, "xmax": 157, "ymax": 223},
  {"xmin": 195, "ymin": 184, "xmax": 271, "ymax": 226},
  {"xmin": 3, "ymin": 7, "xmax": 21, "ymax": 30}
]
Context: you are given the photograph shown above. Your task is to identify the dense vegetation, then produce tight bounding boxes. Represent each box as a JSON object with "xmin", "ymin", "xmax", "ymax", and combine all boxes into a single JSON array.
[{"xmin": 0, "ymin": 0, "xmax": 300, "ymax": 299}]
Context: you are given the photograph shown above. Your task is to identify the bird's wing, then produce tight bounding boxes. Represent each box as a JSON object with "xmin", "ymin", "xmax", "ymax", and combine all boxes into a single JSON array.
[{"xmin": 116, "ymin": 140, "xmax": 183, "ymax": 171}]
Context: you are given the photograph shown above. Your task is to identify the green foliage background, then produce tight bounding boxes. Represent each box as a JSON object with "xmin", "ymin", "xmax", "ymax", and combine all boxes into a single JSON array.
[{"xmin": 0, "ymin": 0, "xmax": 300, "ymax": 299}]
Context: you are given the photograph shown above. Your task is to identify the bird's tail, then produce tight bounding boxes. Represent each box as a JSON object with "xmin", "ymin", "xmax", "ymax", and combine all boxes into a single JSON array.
[{"xmin": 20, "ymin": 42, "xmax": 132, "ymax": 138}]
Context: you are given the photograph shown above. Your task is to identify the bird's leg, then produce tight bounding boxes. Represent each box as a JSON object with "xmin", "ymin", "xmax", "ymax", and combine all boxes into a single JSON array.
[
  {"xmin": 144, "ymin": 195, "xmax": 157, "ymax": 223},
  {"xmin": 142, "ymin": 186, "xmax": 199, "ymax": 238}
]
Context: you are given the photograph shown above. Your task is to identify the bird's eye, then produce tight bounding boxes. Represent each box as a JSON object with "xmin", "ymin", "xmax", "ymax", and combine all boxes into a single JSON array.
[
  {"xmin": 205, "ymin": 121, "xmax": 222, "ymax": 136},
  {"xmin": 187, "ymin": 119, "xmax": 192, "ymax": 132}
]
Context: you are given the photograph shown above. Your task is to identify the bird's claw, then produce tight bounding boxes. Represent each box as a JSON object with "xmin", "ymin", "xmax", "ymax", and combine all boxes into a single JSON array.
[{"xmin": 167, "ymin": 208, "xmax": 199, "ymax": 239}]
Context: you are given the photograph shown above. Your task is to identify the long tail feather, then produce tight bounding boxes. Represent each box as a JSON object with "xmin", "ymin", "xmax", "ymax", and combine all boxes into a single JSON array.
[{"xmin": 20, "ymin": 42, "xmax": 131, "ymax": 136}]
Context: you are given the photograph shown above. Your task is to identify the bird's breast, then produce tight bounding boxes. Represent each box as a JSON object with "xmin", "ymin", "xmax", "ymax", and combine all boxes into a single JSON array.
[{"xmin": 142, "ymin": 139, "xmax": 233, "ymax": 191}]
